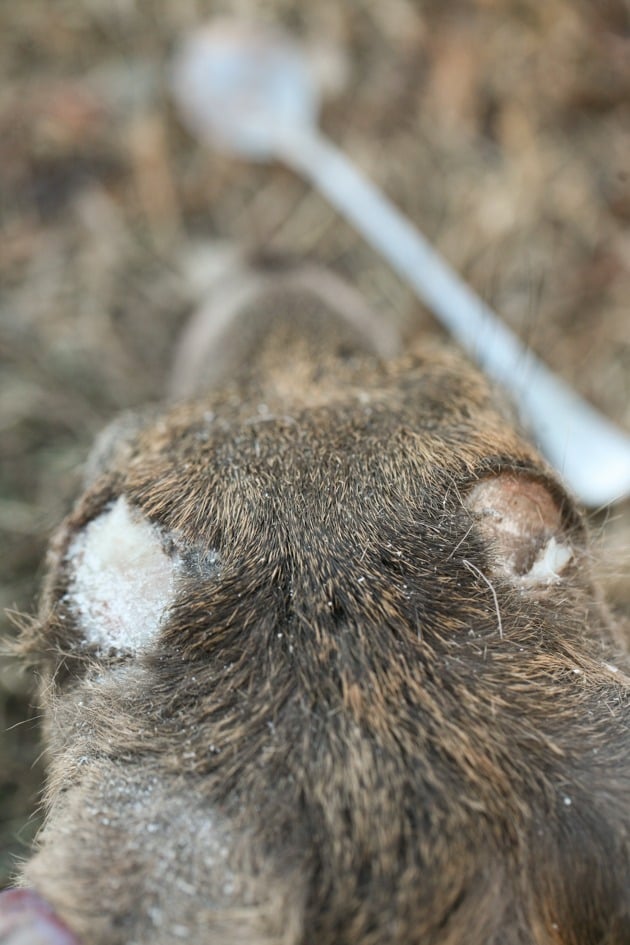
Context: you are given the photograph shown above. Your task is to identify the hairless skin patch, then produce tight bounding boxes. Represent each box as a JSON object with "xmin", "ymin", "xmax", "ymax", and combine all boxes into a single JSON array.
[
  {"xmin": 465, "ymin": 474, "xmax": 574, "ymax": 585},
  {"xmin": 65, "ymin": 496, "xmax": 181, "ymax": 655}
]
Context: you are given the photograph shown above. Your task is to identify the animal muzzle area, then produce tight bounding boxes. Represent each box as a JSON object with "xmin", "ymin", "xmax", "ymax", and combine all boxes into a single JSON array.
[{"xmin": 0, "ymin": 889, "xmax": 81, "ymax": 945}]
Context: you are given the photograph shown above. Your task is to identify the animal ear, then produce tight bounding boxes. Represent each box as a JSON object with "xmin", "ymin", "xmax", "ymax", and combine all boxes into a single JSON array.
[
  {"xmin": 64, "ymin": 495, "xmax": 182, "ymax": 656},
  {"xmin": 82, "ymin": 410, "xmax": 156, "ymax": 487},
  {"xmin": 464, "ymin": 472, "xmax": 580, "ymax": 586}
]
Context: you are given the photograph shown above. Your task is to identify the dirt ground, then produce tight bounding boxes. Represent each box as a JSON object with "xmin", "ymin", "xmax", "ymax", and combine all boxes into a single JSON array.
[{"xmin": 1, "ymin": 0, "xmax": 628, "ymax": 888}]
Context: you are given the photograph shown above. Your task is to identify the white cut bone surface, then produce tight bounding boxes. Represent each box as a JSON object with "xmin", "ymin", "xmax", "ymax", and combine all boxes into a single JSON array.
[{"xmin": 66, "ymin": 496, "xmax": 180, "ymax": 654}]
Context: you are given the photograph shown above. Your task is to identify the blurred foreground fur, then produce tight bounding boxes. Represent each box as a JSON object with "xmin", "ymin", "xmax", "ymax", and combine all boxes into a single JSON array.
[{"xmin": 13, "ymin": 261, "xmax": 630, "ymax": 945}]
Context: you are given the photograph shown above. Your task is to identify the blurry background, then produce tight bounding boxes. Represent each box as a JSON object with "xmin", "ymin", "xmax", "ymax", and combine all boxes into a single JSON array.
[{"xmin": 1, "ymin": 0, "xmax": 629, "ymax": 887}]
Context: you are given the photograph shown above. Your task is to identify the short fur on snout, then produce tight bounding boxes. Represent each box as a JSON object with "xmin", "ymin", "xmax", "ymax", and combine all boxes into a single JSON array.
[{"xmin": 17, "ymin": 266, "xmax": 630, "ymax": 945}]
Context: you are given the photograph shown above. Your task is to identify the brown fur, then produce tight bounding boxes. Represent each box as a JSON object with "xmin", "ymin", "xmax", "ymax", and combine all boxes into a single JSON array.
[{"xmin": 18, "ymin": 263, "xmax": 630, "ymax": 945}]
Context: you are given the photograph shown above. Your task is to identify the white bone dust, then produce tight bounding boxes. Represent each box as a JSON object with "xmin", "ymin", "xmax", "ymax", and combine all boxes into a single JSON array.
[
  {"xmin": 66, "ymin": 496, "xmax": 180, "ymax": 654},
  {"xmin": 521, "ymin": 535, "xmax": 573, "ymax": 586}
]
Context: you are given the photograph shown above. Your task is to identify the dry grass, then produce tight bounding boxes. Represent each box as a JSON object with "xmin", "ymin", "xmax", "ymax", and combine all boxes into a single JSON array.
[{"xmin": 1, "ymin": 0, "xmax": 629, "ymax": 886}]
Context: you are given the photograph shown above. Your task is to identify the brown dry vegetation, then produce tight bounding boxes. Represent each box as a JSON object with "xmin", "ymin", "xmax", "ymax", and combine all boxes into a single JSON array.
[{"xmin": 1, "ymin": 0, "xmax": 629, "ymax": 888}]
